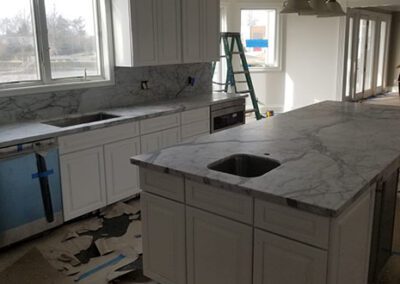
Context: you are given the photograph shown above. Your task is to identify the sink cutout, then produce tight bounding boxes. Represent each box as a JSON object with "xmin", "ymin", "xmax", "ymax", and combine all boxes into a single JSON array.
[
  {"xmin": 208, "ymin": 154, "xmax": 280, "ymax": 178},
  {"xmin": 43, "ymin": 113, "xmax": 120, "ymax": 128}
]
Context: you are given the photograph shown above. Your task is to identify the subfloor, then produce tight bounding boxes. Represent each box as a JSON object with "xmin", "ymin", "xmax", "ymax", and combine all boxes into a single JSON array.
[
  {"xmin": 363, "ymin": 92, "xmax": 400, "ymax": 107},
  {"xmin": 0, "ymin": 198, "xmax": 157, "ymax": 284}
]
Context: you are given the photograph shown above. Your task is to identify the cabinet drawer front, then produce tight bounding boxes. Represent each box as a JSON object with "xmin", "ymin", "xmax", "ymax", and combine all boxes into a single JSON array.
[
  {"xmin": 140, "ymin": 113, "xmax": 180, "ymax": 135},
  {"xmin": 254, "ymin": 229, "xmax": 327, "ymax": 284},
  {"xmin": 59, "ymin": 122, "xmax": 140, "ymax": 154},
  {"xmin": 255, "ymin": 200, "xmax": 330, "ymax": 249},
  {"xmin": 181, "ymin": 120, "xmax": 210, "ymax": 139},
  {"xmin": 186, "ymin": 180, "xmax": 253, "ymax": 224},
  {"xmin": 140, "ymin": 169, "xmax": 184, "ymax": 202},
  {"xmin": 181, "ymin": 107, "xmax": 210, "ymax": 125}
]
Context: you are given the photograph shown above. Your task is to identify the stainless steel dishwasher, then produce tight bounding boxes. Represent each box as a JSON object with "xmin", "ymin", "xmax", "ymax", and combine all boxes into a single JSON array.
[{"xmin": 0, "ymin": 139, "xmax": 63, "ymax": 248}]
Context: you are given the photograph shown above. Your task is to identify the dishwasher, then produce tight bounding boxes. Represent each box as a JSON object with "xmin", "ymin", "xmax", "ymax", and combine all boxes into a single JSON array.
[{"xmin": 0, "ymin": 139, "xmax": 63, "ymax": 248}]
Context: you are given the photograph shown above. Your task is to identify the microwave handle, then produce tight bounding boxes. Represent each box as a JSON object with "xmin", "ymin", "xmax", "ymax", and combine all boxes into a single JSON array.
[{"xmin": 35, "ymin": 153, "xmax": 54, "ymax": 223}]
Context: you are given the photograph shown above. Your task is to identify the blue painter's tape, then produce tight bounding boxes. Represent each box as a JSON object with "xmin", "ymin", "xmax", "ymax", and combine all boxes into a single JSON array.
[
  {"xmin": 17, "ymin": 145, "xmax": 23, "ymax": 151},
  {"xmin": 76, "ymin": 254, "xmax": 126, "ymax": 282},
  {"xmin": 246, "ymin": 39, "xmax": 269, "ymax": 48},
  {"xmin": 32, "ymin": 169, "xmax": 54, "ymax": 179}
]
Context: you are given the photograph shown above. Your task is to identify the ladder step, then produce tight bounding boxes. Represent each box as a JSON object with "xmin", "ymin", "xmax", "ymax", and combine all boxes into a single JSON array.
[
  {"xmin": 233, "ymin": 71, "xmax": 250, "ymax": 75},
  {"xmin": 236, "ymin": 81, "xmax": 248, "ymax": 83},
  {"xmin": 213, "ymin": 81, "xmax": 226, "ymax": 86},
  {"xmin": 231, "ymin": 51, "xmax": 244, "ymax": 55},
  {"xmin": 236, "ymin": 90, "xmax": 252, "ymax": 94},
  {"xmin": 214, "ymin": 89, "xmax": 226, "ymax": 92},
  {"xmin": 245, "ymin": 109, "xmax": 255, "ymax": 114}
]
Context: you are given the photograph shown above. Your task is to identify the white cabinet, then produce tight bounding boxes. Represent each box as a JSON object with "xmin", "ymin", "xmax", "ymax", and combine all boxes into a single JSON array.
[
  {"xmin": 130, "ymin": 0, "xmax": 158, "ymax": 66},
  {"xmin": 182, "ymin": 0, "xmax": 220, "ymax": 63},
  {"xmin": 59, "ymin": 122, "xmax": 140, "ymax": 221},
  {"xmin": 186, "ymin": 207, "xmax": 252, "ymax": 284},
  {"xmin": 181, "ymin": 107, "xmax": 210, "ymax": 141},
  {"xmin": 104, "ymin": 137, "xmax": 141, "ymax": 204},
  {"xmin": 112, "ymin": 0, "xmax": 181, "ymax": 67},
  {"xmin": 253, "ymin": 229, "xmax": 327, "ymax": 284},
  {"xmin": 141, "ymin": 192, "xmax": 186, "ymax": 284},
  {"xmin": 60, "ymin": 147, "xmax": 107, "ymax": 221},
  {"xmin": 141, "ymin": 127, "xmax": 180, "ymax": 153},
  {"xmin": 156, "ymin": 0, "xmax": 182, "ymax": 64}
]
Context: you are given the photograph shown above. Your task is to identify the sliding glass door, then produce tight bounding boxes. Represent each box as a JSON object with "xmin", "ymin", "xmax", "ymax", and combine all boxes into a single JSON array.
[{"xmin": 343, "ymin": 9, "xmax": 391, "ymax": 101}]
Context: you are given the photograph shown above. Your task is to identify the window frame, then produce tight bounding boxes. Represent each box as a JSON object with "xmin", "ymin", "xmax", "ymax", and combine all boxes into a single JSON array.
[
  {"xmin": 0, "ymin": 0, "xmax": 114, "ymax": 97},
  {"xmin": 237, "ymin": 3, "xmax": 283, "ymax": 73}
]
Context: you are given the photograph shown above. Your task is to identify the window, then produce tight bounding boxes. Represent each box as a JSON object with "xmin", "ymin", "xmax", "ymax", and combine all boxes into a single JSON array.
[
  {"xmin": 0, "ymin": 0, "xmax": 40, "ymax": 84},
  {"xmin": 0, "ymin": 0, "xmax": 113, "ymax": 96},
  {"xmin": 240, "ymin": 8, "xmax": 279, "ymax": 70}
]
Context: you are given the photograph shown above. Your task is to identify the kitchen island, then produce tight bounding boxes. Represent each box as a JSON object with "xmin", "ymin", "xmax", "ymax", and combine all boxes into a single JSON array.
[{"xmin": 130, "ymin": 101, "xmax": 400, "ymax": 284}]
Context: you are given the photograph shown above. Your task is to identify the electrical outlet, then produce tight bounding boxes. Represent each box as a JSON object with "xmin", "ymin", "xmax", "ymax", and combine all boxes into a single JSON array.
[
  {"xmin": 141, "ymin": 80, "xmax": 149, "ymax": 90},
  {"xmin": 188, "ymin": 76, "xmax": 196, "ymax": 86}
]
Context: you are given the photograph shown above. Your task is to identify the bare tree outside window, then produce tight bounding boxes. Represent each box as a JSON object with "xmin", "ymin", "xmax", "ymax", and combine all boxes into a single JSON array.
[
  {"xmin": 0, "ymin": 0, "xmax": 40, "ymax": 84},
  {"xmin": 45, "ymin": 0, "xmax": 100, "ymax": 79}
]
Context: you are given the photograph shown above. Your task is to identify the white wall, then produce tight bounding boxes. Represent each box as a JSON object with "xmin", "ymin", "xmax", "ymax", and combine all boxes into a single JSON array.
[
  {"xmin": 222, "ymin": 0, "xmax": 344, "ymax": 112},
  {"xmin": 284, "ymin": 15, "xmax": 342, "ymax": 110}
]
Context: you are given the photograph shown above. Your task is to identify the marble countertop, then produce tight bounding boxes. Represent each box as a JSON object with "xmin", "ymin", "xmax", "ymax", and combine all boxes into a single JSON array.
[
  {"xmin": 131, "ymin": 101, "xmax": 400, "ymax": 217},
  {"xmin": 0, "ymin": 93, "xmax": 246, "ymax": 148}
]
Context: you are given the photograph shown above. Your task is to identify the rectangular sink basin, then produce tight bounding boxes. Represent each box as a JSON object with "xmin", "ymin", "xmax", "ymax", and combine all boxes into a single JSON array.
[
  {"xmin": 208, "ymin": 154, "xmax": 281, "ymax": 178},
  {"xmin": 43, "ymin": 113, "xmax": 120, "ymax": 128}
]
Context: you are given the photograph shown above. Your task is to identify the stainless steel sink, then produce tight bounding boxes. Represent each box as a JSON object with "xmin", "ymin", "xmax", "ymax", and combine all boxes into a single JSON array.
[
  {"xmin": 43, "ymin": 113, "xmax": 120, "ymax": 128},
  {"xmin": 208, "ymin": 154, "xmax": 281, "ymax": 178}
]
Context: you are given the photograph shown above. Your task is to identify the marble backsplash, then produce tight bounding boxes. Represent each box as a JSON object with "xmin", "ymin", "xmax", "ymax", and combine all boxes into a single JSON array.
[{"xmin": 0, "ymin": 63, "xmax": 212, "ymax": 124}]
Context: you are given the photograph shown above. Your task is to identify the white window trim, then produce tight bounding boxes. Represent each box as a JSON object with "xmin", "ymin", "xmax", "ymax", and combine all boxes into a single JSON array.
[
  {"xmin": 235, "ymin": 2, "xmax": 283, "ymax": 73},
  {"xmin": 0, "ymin": 0, "xmax": 115, "ymax": 98}
]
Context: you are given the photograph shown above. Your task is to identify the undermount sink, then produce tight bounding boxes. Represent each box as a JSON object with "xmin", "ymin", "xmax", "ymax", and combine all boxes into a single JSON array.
[
  {"xmin": 43, "ymin": 113, "xmax": 120, "ymax": 128},
  {"xmin": 208, "ymin": 154, "xmax": 281, "ymax": 178}
]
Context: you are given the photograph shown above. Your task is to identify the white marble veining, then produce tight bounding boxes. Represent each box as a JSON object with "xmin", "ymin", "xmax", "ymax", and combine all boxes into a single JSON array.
[
  {"xmin": 0, "ymin": 93, "xmax": 246, "ymax": 148},
  {"xmin": 0, "ymin": 64, "xmax": 211, "ymax": 124},
  {"xmin": 131, "ymin": 101, "xmax": 400, "ymax": 217}
]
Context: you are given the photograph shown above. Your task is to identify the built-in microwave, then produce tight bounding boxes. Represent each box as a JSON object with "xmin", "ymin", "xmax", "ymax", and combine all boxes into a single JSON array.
[{"xmin": 210, "ymin": 98, "xmax": 246, "ymax": 133}]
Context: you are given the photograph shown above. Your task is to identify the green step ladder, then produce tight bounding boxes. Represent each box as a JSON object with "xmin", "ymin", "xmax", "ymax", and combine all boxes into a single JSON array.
[{"xmin": 212, "ymin": 32, "xmax": 264, "ymax": 120}]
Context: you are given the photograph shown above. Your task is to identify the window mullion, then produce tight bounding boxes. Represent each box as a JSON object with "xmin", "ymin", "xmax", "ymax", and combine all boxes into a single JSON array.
[{"xmin": 33, "ymin": 0, "xmax": 52, "ymax": 84}]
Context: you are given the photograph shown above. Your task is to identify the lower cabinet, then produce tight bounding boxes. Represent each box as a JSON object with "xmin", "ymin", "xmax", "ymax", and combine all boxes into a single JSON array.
[
  {"xmin": 253, "ymin": 229, "xmax": 327, "ymax": 284},
  {"xmin": 104, "ymin": 137, "xmax": 141, "ymax": 204},
  {"xmin": 186, "ymin": 207, "xmax": 252, "ymax": 284},
  {"xmin": 141, "ymin": 192, "xmax": 186, "ymax": 284},
  {"xmin": 141, "ymin": 127, "xmax": 180, "ymax": 153},
  {"xmin": 60, "ymin": 147, "xmax": 107, "ymax": 220}
]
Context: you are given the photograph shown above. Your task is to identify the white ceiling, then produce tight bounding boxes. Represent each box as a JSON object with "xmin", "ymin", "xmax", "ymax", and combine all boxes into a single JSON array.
[{"xmin": 375, "ymin": 5, "xmax": 400, "ymax": 12}]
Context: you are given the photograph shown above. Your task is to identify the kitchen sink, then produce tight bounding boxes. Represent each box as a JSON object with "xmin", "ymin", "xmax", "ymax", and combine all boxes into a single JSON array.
[
  {"xmin": 43, "ymin": 113, "xmax": 120, "ymax": 128},
  {"xmin": 208, "ymin": 154, "xmax": 281, "ymax": 178}
]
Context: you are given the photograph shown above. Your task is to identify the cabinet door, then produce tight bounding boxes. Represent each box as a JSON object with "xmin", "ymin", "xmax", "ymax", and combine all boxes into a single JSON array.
[
  {"xmin": 60, "ymin": 147, "xmax": 107, "ymax": 221},
  {"xmin": 141, "ymin": 128, "xmax": 180, "ymax": 154},
  {"xmin": 186, "ymin": 207, "xmax": 252, "ymax": 284},
  {"xmin": 131, "ymin": 0, "xmax": 158, "ymax": 66},
  {"xmin": 182, "ymin": 0, "xmax": 203, "ymax": 63},
  {"xmin": 141, "ymin": 192, "xmax": 186, "ymax": 284},
  {"xmin": 156, "ymin": 0, "xmax": 181, "ymax": 64},
  {"xmin": 104, "ymin": 138, "xmax": 141, "ymax": 204},
  {"xmin": 161, "ymin": 127, "xmax": 181, "ymax": 148},
  {"xmin": 254, "ymin": 229, "xmax": 327, "ymax": 284},
  {"xmin": 141, "ymin": 132, "xmax": 162, "ymax": 154},
  {"xmin": 203, "ymin": 0, "xmax": 220, "ymax": 61}
]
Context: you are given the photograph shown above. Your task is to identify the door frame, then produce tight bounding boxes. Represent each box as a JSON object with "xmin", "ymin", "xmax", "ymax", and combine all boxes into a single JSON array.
[{"xmin": 342, "ymin": 8, "xmax": 392, "ymax": 102}]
